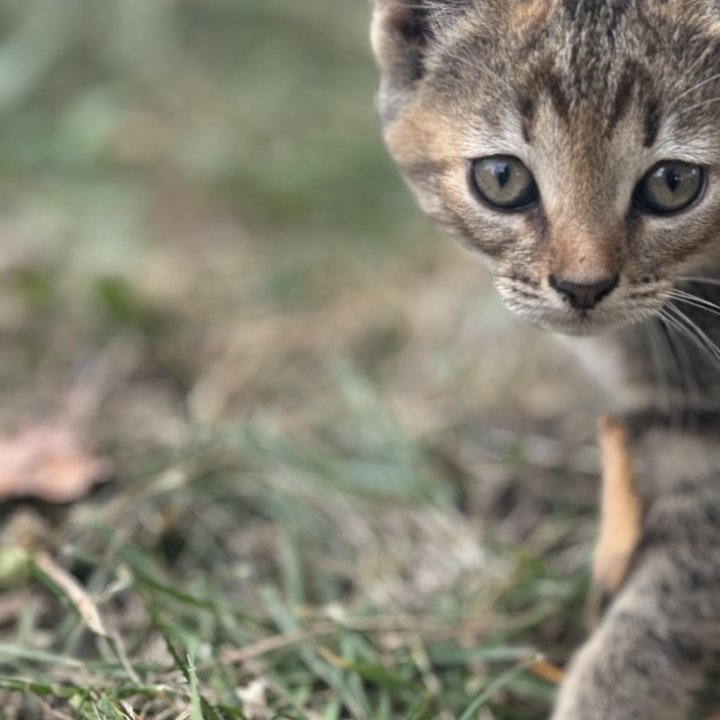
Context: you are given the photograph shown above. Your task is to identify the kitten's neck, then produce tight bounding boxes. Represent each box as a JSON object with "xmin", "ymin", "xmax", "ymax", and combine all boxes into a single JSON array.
[{"xmin": 570, "ymin": 270, "xmax": 720, "ymax": 417}]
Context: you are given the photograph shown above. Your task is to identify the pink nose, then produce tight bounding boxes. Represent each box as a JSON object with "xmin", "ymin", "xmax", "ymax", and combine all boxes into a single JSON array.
[{"xmin": 549, "ymin": 274, "xmax": 619, "ymax": 310}]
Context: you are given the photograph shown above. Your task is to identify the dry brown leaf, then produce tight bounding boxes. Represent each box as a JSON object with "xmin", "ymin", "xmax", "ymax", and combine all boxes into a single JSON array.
[{"xmin": 0, "ymin": 424, "xmax": 110, "ymax": 503}]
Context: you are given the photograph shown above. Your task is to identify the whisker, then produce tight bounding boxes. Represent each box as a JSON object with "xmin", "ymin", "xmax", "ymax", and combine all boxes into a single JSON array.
[
  {"xmin": 657, "ymin": 313, "xmax": 704, "ymax": 424},
  {"xmin": 669, "ymin": 44, "xmax": 720, "ymax": 101},
  {"xmin": 656, "ymin": 309, "xmax": 707, "ymax": 368},
  {"xmin": 676, "ymin": 276, "xmax": 720, "ymax": 287},
  {"xmin": 677, "ymin": 95, "xmax": 720, "ymax": 116},
  {"xmin": 666, "ymin": 288, "xmax": 720, "ymax": 306},
  {"xmin": 663, "ymin": 303, "xmax": 720, "ymax": 364},
  {"xmin": 640, "ymin": 319, "xmax": 673, "ymax": 416},
  {"xmin": 669, "ymin": 70, "xmax": 720, "ymax": 107},
  {"xmin": 668, "ymin": 321, "xmax": 703, "ymax": 427},
  {"xmin": 664, "ymin": 290, "xmax": 720, "ymax": 318}
]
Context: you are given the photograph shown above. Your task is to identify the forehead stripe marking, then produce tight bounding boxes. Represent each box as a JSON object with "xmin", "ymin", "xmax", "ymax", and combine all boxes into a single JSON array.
[
  {"xmin": 643, "ymin": 97, "xmax": 661, "ymax": 148},
  {"xmin": 529, "ymin": 59, "xmax": 571, "ymax": 122},
  {"xmin": 606, "ymin": 66, "xmax": 637, "ymax": 136},
  {"xmin": 519, "ymin": 96, "xmax": 536, "ymax": 143}
]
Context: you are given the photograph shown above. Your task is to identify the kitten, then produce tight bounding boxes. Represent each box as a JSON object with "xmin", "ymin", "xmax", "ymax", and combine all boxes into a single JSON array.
[
  {"xmin": 370, "ymin": 0, "xmax": 720, "ymax": 716},
  {"xmin": 553, "ymin": 414, "xmax": 720, "ymax": 720}
]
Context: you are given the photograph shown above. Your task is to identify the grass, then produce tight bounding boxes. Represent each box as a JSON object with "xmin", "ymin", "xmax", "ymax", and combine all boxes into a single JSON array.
[{"xmin": 0, "ymin": 1, "xmax": 607, "ymax": 718}]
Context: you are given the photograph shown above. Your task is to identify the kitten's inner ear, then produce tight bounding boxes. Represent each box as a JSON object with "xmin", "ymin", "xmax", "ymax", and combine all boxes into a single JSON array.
[
  {"xmin": 371, "ymin": 0, "xmax": 472, "ymax": 91},
  {"xmin": 371, "ymin": 1, "xmax": 435, "ymax": 89}
]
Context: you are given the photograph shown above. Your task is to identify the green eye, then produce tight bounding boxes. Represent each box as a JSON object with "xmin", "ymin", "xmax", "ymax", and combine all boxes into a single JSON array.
[
  {"xmin": 634, "ymin": 161, "xmax": 705, "ymax": 215},
  {"xmin": 470, "ymin": 155, "xmax": 539, "ymax": 210}
]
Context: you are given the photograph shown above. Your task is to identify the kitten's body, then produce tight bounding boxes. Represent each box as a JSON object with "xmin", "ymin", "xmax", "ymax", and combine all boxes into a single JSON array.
[
  {"xmin": 370, "ymin": 0, "xmax": 720, "ymax": 716},
  {"xmin": 553, "ymin": 416, "xmax": 720, "ymax": 720}
]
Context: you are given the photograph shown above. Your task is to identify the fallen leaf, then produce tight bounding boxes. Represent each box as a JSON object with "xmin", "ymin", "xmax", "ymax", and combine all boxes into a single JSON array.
[{"xmin": 0, "ymin": 424, "xmax": 111, "ymax": 503}]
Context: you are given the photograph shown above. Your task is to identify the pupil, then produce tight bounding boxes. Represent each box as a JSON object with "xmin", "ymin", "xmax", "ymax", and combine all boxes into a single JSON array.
[
  {"xmin": 496, "ymin": 163, "xmax": 510, "ymax": 188},
  {"xmin": 666, "ymin": 170, "xmax": 680, "ymax": 193}
]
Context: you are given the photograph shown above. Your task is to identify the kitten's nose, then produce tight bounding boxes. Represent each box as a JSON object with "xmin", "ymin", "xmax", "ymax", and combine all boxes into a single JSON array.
[{"xmin": 549, "ymin": 274, "xmax": 619, "ymax": 310}]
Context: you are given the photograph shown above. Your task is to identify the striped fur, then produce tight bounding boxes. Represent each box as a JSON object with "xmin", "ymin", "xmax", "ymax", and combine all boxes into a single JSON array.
[
  {"xmin": 371, "ymin": 1, "xmax": 720, "ymax": 716},
  {"xmin": 553, "ymin": 416, "xmax": 720, "ymax": 719}
]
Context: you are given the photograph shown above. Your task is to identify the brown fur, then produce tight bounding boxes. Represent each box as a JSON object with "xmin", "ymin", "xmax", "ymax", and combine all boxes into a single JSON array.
[
  {"xmin": 370, "ymin": 1, "xmax": 720, "ymax": 716},
  {"xmin": 552, "ymin": 416, "xmax": 720, "ymax": 719},
  {"xmin": 509, "ymin": 0, "xmax": 557, "ymax": 35},
  {"xmin": 372, "ymin": 0, "xmax": 720, "ymax": 336}
]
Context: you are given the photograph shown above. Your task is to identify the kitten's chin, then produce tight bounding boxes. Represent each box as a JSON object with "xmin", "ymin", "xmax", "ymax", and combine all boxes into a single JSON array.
[
  {"xmin": 496, "ymin": 284, "xmax": 663, "ymax": 337},
  {"xmin": 507, "ymin": 307, "xmax": 640, "ymax": 337},
  {"xmin": 543, "ymin": 319, "xmax": 624, "ymax": 337}
]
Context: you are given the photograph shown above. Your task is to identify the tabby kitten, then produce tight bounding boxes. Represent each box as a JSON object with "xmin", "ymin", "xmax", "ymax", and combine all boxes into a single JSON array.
[
  {"xmin": 370, "ymin": 0, "xmax": 720, "ymax": 716},
  {"xmin": 552, "ymin": 414, "xmax": 720, "ymax": 720}
]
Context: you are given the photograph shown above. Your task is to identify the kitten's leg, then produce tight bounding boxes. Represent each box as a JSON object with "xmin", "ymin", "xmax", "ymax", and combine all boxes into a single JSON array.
[
  {"xmin": 552, "ymin": 552, "xmax": 707, "ymax": 720},
  {"xmin": 586, "ymin": 415, "xmax": 642, "ymax": 629},
  {"xmin": 551, "ymin": 423, "xmax": 720, "ymax": 720}
]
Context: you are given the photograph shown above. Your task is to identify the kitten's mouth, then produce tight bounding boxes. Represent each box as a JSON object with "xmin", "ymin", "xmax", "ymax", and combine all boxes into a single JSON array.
[
  {"xmin": 532, "ymin": 312, "xmax": 645, "ymax": 336},
  {"xmin": 532, "ymin": 310, "xmax": 631, "ymax": 337},
  {"xmin": 495, "ymin": 283, "xmax": 665, "ymax": 337}
]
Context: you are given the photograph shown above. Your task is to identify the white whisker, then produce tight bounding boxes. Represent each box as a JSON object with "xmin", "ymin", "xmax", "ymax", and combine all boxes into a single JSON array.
[
  {"xmin": 677, "ymin": 277, "xmax": 720, "ymax": 287},
  {"xmin": 657, "ymin": 313, "xmax": 703, "ymax": 423},
  {"xmin": 669, "ymin": 70, "xmax": 720, "ymax": 107},
  {"xmin": 677, "ymin": 95, "xmax": 720, "ymax": 116},
  {"xmin": 640, "ymin": 319, "xmax": 673, "ymax": 415},
  {"xmin": 664, "ymin": 290, "xmax": 720, "ymax": 318},
  {"xmin": 663, "ymin": 303, "xmax": 720, "ymax": 364}
]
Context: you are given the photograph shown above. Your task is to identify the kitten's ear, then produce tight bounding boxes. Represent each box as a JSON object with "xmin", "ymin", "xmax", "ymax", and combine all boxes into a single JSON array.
[
  {"xmin": 371, "ymin": 1, "xmax": 435, "ymax": 88},
  {"xmin": 371, "ymin": 1, "xmax": 473, "ymax": 113}
]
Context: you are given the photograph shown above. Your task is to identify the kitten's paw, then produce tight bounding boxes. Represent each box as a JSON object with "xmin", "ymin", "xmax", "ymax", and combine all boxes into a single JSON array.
[{"xmin": 586, "ymin": 415, "xmax": 642, "ymax": 629}]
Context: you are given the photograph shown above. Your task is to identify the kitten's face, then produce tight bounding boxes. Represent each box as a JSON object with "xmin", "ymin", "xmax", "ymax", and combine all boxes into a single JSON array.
[{"xmin": 372, "ymin": 0, "xmax": 720, "ymax": 335}]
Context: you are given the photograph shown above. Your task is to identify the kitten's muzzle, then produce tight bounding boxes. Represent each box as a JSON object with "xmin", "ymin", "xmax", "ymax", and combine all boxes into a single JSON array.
[{"xmin": 549, "ymin": 274, "xmax": 619, "ymax": 311}]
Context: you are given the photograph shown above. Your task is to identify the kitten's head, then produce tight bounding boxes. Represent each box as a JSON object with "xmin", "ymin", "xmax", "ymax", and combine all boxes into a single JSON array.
[{"xmin": 371, "ymin": 0, "xmax": 720, "ymax": 335}]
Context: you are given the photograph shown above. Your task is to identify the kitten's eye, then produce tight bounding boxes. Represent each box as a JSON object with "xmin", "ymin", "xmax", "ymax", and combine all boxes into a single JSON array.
[
  {"xmin": 634, "ymin": 161, "xmax": 705, "ymax": 215},
  {"xmin": 470, "ymin": 155, "xmax": 538, "ymax": 211}
]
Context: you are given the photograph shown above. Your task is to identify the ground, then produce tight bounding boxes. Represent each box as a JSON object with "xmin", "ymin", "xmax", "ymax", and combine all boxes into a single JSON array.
[{"xmin": 0, "ymin": 1, "xmax": 611, "ymax": 718}]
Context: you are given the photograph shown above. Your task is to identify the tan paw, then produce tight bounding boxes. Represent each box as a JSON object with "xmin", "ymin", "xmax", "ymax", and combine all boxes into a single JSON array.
[{"xmin": 586, "ymin": 415, "xmax": 642, "ymax": 629}]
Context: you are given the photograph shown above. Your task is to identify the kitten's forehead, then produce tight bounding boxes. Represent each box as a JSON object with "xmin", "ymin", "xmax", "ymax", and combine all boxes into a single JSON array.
[{"xmin": 424, "ymin": 0, "xmax": 720, "ymax": 149}]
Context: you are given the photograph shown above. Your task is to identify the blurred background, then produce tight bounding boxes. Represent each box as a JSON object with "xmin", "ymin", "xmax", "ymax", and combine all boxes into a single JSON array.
[{"xmin": 0, "ymin": 1, "xmax": 608, "ymax": 718}]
